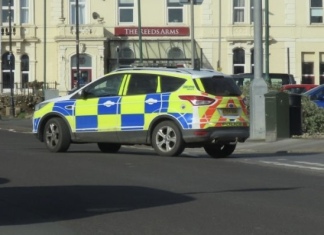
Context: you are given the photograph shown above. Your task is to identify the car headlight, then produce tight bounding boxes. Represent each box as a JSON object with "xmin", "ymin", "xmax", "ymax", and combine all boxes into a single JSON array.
[{"xmin": 35, "ymin": 101, "xmax": 49, "ymax": 111}]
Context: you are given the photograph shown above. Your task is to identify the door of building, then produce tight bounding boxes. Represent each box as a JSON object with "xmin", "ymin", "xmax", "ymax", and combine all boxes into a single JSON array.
[{"xmin": 71, "ymin": 69, "xmax": 92, "ymax": 88}]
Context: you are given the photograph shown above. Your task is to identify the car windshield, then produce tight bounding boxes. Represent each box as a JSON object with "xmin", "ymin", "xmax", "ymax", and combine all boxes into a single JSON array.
[{"xmin": 200, "ymin": 76, "xmax": 242, "ymax": 96}]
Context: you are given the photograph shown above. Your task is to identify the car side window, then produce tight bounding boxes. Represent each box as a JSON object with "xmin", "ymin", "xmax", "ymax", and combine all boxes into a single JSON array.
[
  {"xmin": 127, "ymin": 74, "xmax": 158, "ymax": 95},
  {"xmin": 81, "ymin": 74, "xmax": 124, "ymax": 98},
  {"xmin": 160, "ymin": 75, "xmax": 185, "ymax": 92}
]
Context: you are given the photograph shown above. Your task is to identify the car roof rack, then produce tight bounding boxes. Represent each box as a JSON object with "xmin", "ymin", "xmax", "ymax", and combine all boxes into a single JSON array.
[{"xmin": 113, "ymin": 66, "xmax": 224, "ymax": 77}]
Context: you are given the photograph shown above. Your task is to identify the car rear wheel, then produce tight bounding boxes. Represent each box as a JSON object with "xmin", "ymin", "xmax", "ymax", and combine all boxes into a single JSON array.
[
  {"xmin": 152, "ymin": 121, "xmax": 184, "ymax": 156},
  {"xmin": 97, "ymin": 143, "xmax": 121, "ymax": 153},
  {"xmin": 204, "ymin": 143, "xmax": 236, "ymax": 158},
  {"xmin": 44, "ymin": 117, "xmax": 71, "ymax": 152}
]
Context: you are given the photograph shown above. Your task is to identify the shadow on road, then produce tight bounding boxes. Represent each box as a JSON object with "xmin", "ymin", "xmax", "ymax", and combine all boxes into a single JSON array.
[
  {"xmin": 0, "ymin": 185, "xmax": 194, "ymax": 226},
  {"xmin": 0, "ymin": 178, "xmax": 9, "ymax": 185}
]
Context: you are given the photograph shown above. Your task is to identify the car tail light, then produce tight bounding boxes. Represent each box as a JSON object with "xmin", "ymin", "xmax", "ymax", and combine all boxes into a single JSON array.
[{"xmin": 179, "ymin": 95, "xmax": 215, "ymax": 106}]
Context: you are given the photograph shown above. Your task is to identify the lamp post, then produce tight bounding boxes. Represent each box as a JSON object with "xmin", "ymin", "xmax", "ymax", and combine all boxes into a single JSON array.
[
  {"xmin": 76, "ymin": 0, "xmax": 80, "ymax": 88},
  {"xmin": 190, "ymin": 0, "xmax": 195, "ymax": 68},
  {"xmin": 8, "ymin": 0, "xmax": 15, "ymax": 117},
  {"xmin": 137, "ymin": 0, "xmax": 143, "ymax": 64},
  {"xmin": 264, "ymin": 0, "xmax": 269, "ymax": 82}
]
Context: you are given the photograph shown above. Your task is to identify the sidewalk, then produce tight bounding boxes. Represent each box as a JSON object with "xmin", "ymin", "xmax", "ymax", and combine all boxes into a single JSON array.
[{"xmin": 1, "ymin": 116, "xmax": 323, "ymax": 154}]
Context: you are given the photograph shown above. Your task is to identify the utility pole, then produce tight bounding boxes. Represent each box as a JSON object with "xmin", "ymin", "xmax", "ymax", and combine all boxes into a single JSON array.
[
  {"xmin": 249, "ymin": 0, "xmax": 268, "ymax": 140},
  {"xmin": 8, "ymin": 0, "xmax": 15, "ymax": 117}
]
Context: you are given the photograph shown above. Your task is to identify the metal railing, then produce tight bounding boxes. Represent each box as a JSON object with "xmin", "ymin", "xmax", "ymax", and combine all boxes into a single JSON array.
[{"xmin": 0, "ymin": 81, "xmax": 59, "ymax": 95}]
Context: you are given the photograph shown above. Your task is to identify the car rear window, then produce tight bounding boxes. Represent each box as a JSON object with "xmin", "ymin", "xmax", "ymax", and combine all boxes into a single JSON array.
[{"xmin": 200, "ymin": 76, "xmax": 242, "ymax": 96}]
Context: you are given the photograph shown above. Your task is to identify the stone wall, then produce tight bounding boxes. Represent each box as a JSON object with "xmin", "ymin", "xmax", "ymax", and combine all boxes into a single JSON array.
[{"xmin": 0, "ymin": 94, "xmax": 43, "ymax": 117}]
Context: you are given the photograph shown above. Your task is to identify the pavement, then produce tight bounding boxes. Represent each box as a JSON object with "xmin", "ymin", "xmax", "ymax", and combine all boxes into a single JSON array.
[{"xmin": 1, "ymin": 116, "xmax": 324, "ymax": 154}]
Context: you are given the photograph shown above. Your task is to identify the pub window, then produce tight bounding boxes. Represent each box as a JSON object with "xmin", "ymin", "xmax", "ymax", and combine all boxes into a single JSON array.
[
  {"xmin": 168, "ymin": 47, "xmax": 184, "ymax": 59},
  {"xmin": 70, "ymin": 0, "xmax": 86, "ymax": 24},
  {"xmin": 119, "ymin": 0, "xmax": 134, "ymax": 24},
  {"xmin": 233, "ymin": 48, "xmax": 245, "ymax": 74},
  {"xmin": 20, "ymin": 0, "xmax": 29, "ymax": 24},
  {"xmin": 2, "ymin": 0, "xmax": 15, "ymax": 24},
  {"xmin": 1, "ymin": 52, "xmax": 15, "ymax": 89},
  {"xmin": 167, "ymin": 0, "xmax": 183, "ymax": 23},
  {"xmin": 310, "ymin": 0, "xmax": 323, "ymax": 23},
  {"xmin": 233, "ymin": 0, "xmax": 245, "ymax": 23},
  {"xmin": 320, "ymin": 62, "xmax": 324, "ymax": 84},
  {"xmin": 251, "ymin": 48, "xmax": 254, "ymax": 73},
  {"xmin": 302, "ymin": 62, "xmax": 315, "ymax": 84},
  {"xmin": 21, "ymin": 54, "xmax": 29, "ymax": 88}
]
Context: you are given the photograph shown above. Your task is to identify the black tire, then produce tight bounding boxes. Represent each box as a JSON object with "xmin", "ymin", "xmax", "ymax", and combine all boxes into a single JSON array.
[
  {"xmin": 152, "ymin": 121, "xmax": 185, "ymax": 156},
  {"xmin": 204, "ymin": 143, "xmax": 236, "ymax": 158},
  {"xmin": 97, "ymin": 143, "xmax": 121, "ymax": 153},
  {"xmin": 44, "ymin": 117, "xmax": 71, "ymax": 152}
]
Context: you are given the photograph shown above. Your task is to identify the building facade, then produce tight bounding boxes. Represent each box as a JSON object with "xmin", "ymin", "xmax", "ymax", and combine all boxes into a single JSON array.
[{"xmin": 1, "ymin": 0, "xmax": 324, "ymax": 95}]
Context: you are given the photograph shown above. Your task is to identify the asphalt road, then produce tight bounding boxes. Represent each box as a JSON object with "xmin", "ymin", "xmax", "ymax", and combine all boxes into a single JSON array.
[{"xmin": 1, "ymin": 129, "xmax": 324, "ymax": 235}]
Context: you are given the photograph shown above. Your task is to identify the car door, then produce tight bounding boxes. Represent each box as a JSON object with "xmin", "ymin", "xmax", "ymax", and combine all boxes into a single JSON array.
[
  {"xmin": 118, "ymin": 73, "xmax": 159, "ymax": 142},
  {"xmin": 72, "ymin": 73, "xmax": 125, "ymax": 140}
]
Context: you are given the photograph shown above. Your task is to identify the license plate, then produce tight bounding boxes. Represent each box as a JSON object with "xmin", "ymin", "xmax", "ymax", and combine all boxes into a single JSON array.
[{"xmin": 221, "ymin": 108, "xmax": 239, "ymax": 116}]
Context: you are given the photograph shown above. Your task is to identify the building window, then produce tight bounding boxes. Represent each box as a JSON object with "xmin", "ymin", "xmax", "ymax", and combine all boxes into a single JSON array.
[
  {"xmin": 310, "ymin": 0, "xmax": 323, "ymax": 23},
  {"xmin": 233, "ymin": 0, "xmax": 245, "ymax": 23},
  {"xmin": 167, "ymin": 0, "xmax": 183, "ymax": 23},
  {"xmin": 2, "ymin": 0, "xmax": 15, "ymax": 24},
  {"xmin": 320, "ymin": 62, "xmax": 324, "ymax": 84},
  {"xmin": 302, "ymin": 62, "xmax": 315, "ymax": 84},
  {"xmin": 250, "ymin": 0, "xmax": 254, "ymax": 23},
  {"xmin": 233, "ymin": 0, "xmax": 256, "ymax": 24},
  {"xmin": 119, "ymin": 0, "xmax": 134, "ymax": 24},
  {"xmin": 1, "ymin": 52, "xmax": 15, "ymax": 89},
  {"xmin": 233, "ymin": 48, "xmax": 245, "ymax": 74},
  {"xmin": 250, "ymin": 48, "xmax": 254, "ymax": 73},
  {"xmin": 20, "ymin": 0, "xmax": 29, "ymax": 24},
  {"xmin": 168, "ymin": 47, "xmax": 184, "ymax": 59},
  {"xmin": 21, "ymin": 54, "xmax": 29, "ymax": 88},
  {"xmin": 70, "ymin": 0, "xmax": 86, "ymax": 24}
]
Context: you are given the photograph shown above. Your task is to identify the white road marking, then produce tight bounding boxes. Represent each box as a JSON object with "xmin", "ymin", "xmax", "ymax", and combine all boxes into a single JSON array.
[{"xmin": 261, "ymin": 161, "xmax": 324, "ymax": 171}]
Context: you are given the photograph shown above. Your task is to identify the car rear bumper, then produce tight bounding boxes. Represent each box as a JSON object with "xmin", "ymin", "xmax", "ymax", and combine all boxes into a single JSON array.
[{"xmin": 182, "ymin": 126, "xmax": 250, "ymax": 144}]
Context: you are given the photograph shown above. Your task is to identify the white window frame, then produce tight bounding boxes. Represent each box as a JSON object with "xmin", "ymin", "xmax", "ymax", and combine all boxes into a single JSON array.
[
  {"xmin": 232, "ymin": 0, "xmax": 257, "ymax": 24},
  {"xmin": 233, "ymin": 48, "xmax": 245, "ymax": 74},
  {"xmin": 20, "ymin": 0, "xmax": 30, "ymax": 24},
  {"xmin": 167, "ymin": 0, "xmax": 184, "ymax": 24},
  {"xmin": 69, "ymin": 0, "xmax": 87, "ymax": 25},
  {"xmin": 310, "ymin": 0, "xmax": 323, "ymax": 23},
  {"xmin": 2, "ymin": 0, "xmax": 15, "ymax": 25},
  {"xmin": 233, "ymin": 0, "xmax": 245, "ymax": 23},
  {"xmin": 118, "ymin": 0, "xmax": 135, "ymax": 25}
]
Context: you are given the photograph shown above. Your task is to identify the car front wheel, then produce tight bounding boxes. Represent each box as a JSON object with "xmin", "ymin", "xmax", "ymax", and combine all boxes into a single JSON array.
[
  {"xmin": 44, "ymin": 117, "xmax": 71, "ymax": 152},
  {"xmin": 204, "ymin": 143, "xmax": 236, "ymax": 158},
  {"xmin": 152, "ymin": 121, "xmax": 184, "ymax": 156}
]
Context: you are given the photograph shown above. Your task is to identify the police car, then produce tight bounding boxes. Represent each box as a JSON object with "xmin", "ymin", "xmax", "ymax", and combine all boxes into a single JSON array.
[{"xmin": 33, "ymin": 67, "xmax": 249, "ymax": 158}]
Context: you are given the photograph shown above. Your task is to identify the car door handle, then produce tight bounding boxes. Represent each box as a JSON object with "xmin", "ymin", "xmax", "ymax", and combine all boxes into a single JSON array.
[
  {"xmin": 145, "ymin": 98, "xmax": 158, "ymax": 105},
  {"xmin": 65, "ymin": 105, "xmax": 73, "ymax": 110},
  {"xmin": 103, "ymin": 100, "xmax": 116, "ymax": 107}
]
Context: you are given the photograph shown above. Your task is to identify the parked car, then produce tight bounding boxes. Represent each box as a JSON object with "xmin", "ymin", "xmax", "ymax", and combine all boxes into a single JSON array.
[
  {"xmin": 280, "ymin": 84, "xmax": 318, "ymax": 94},
  {"xmin": 33, "ymin": 67, "xmax": 250, "ymax": 158},
  {"xmin": 232, "ymin": 73, "xmax": 296, "ymax": 87},
  {"xmin": 303, "ymin": 84, "xmax": 324, "ymax": 108}
]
